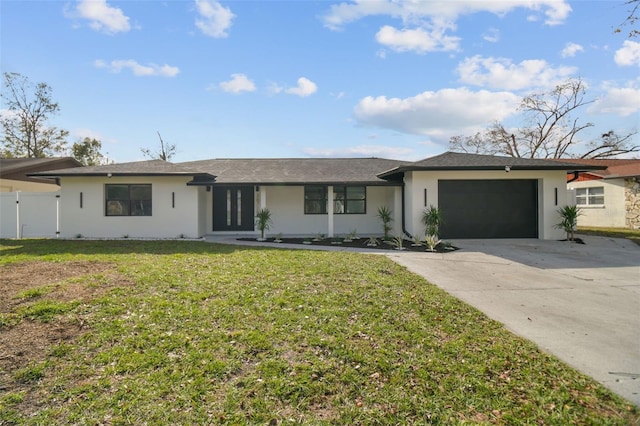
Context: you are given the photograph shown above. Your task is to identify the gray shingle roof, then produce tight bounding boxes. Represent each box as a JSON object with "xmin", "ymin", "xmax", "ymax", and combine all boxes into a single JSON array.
[
  {"xmin": 0, "ymin": 157, "xmax": 82, "ymax": 176},
  {"xmin": 179, "ymin": 158, "xmax": 407, "ymax": 185},
  {"xmin": 26, "ymin": 153, "xmax": 605, "ymax": 184},
  {"xmin": 377, "ymin": 151, "xmax": 606, "ymax": 179},
  {"xmin": 29, "ymin": 159, "xmax": 215, "ymax": 179}
]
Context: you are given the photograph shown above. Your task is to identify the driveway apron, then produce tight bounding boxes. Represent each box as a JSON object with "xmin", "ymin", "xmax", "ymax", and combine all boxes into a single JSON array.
[{"xmin": 386, "ymin": 236, "xmax": 640, "ymax": 406}]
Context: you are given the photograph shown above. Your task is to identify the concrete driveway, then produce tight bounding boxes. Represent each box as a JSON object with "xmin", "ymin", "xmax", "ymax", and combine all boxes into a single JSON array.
[{"xmin": 386, "ymin": 235, "xmax": 640, "ymax": 406}]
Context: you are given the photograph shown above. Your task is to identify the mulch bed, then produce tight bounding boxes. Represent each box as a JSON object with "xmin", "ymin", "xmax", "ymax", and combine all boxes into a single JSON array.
[{"xmin": 238, "ymin": 237, "xmax": 459, "ymax": 253}]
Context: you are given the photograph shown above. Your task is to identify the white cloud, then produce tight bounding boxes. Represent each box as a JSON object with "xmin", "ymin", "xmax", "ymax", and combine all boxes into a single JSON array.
[
  {"xmin": 195, "ymin": 0, "xmax": 235, "ymax": 38},
  {"xmin": 303, "ymin": 145, "xmax": 415, "ymax": 160},
  {"xmin": 322, "ymin": 0, "xmax": 571, "ymax": 30},
  {"xmin": 588, "ymin": 83, "xmax": 640, "ymax": 117},
  {"xmin": 375, "ymin": 22, "xmax": 460, "ymax": 53},
  {"xmin": 218, "ymin": 73, "xmax": 256, "ymax": 94},
  {"xmin": 285, "ymin": 77, "xmax": 318, "ymax": 97},
  {"xmin": 322, "ymin": 1, "xmax": 570, "ymax": 56},
  {"xmin": 456, "ymin": 55, "xmax": 576, "ymax": 90},
  {"xmin": 353, "ymin": 87, "xmax": 520, "ymax": 138},
  {"xmin": 614, "ymin": 40, "xmax": 640, "ymax": 67},
  {"xmin": 561, "ymin": 42, "xmax": 584, "ymax": 58},
  {"xmin": 483, "ymin": 28, "xmax": 500, "ymax": 43},
  {"xmin": 94, "ymin": 59, "xmax": 180, "ymax": 77},
  {"xmin": 69, "ymin": 0, "xmax": 131, "ymax": 34}
]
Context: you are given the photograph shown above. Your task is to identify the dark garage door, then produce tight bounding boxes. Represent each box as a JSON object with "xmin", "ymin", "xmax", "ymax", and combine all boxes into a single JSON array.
[{"xmin": 438, "ymin": 180, "xmax": 538, "ymax": 239}]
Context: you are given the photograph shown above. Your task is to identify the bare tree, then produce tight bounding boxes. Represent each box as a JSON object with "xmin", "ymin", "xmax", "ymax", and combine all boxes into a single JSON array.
[
  {"xmin": 616, "ymin": 0, "xmax": 639, "ymax": 38},
  {"xmin": 141, "ymin": 131, "xmax": 176, "ymax": 161},
  {"xmin": 450, "ymin": 78, "xmax": 639, "ymax": 159},
  {"xmin": 580, "ymin": 130, "xmax": 639, "ymax": 159},
  {"xmin": 0, "ymin": 72, "xmax": 69, "ymax": 157}
]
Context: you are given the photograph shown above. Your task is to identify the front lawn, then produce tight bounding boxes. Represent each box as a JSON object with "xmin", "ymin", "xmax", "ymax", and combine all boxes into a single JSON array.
[
  {"xmin": 578, "ymin": 226, "xmax": 640, "ymax": 246},
  {"xmin": 0, "ymin": 239, "xmax": 637, "ymax": 424}
]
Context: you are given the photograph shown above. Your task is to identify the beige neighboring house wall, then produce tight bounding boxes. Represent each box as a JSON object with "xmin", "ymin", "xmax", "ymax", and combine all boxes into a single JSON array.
[
  {"xmin": 560, "ymin": 158, "xmax": 640, "ymax": 230},
  {"xmin": 0, "ymin": 178, "xmax": 60, "ymax": 192},
  {"xmin": 0, "ymin": 157, "xmax": 82, "ymax": 192},
  {"xmin": 569, "ymin": 179, "xmax": 627, "ymax": 228}
]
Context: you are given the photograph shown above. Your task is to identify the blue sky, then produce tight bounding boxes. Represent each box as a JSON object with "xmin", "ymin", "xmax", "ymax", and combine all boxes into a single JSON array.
[{"xmin": 1, "ymin": 0, "xmax": 639, "ymax": 163}]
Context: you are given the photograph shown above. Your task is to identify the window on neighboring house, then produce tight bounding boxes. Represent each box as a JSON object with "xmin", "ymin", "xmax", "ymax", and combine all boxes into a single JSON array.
[
  {"xmin": 304, "ymin": 186, "xmax": 327, "ymax": 214},
  {"xmin": 105, "ymin": 184, "xmax": 152, "ymax": 216},
  {"xmin": 333, "ymin": 186, "xmax": 366, "ymax": 214},
  {"xmin": 575, "ymin": 186, "xmax": 604, "ymax": 206}
]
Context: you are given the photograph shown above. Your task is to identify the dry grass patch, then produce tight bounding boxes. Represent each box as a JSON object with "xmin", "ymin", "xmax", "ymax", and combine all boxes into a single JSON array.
[{"xmin": 0, "ymin": 260, "xmax": 133, "ymax": 420}]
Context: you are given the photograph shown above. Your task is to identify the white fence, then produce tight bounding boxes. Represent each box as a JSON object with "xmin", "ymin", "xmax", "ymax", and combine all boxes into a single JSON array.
[{"xmin": 0, "ymin": 191, "xmax": 60, "ymax": 238}]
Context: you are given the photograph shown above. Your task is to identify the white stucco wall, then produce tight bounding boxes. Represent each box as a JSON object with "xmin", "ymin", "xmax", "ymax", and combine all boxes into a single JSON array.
[
  {"xmin": 246, "ymin": 185, "xmax": 399, "ymax": 237},
  {"xmin": 569, "ymin": 179, "xmax": 626, "ymax": 228},
  {"xmin": 404, "ymin": 170, "xmax": 569, "ymax": 240},
  {"xmin": 58, "ymin": 176, "xmax": 202, "ymax": 238},
  {"xmin": 0, "ymin": 191, "xmax": 60, "ymax": 238}
]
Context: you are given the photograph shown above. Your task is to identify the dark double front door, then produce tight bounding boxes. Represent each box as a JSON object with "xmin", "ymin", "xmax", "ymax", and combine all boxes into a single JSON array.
[{"xmin": 212, "ymin": 186, "xmax": 255, "ymax": 231}]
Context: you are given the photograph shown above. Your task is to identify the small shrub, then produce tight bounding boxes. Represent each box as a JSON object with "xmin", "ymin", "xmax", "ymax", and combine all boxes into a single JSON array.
[
  {"xmin": 364, "ymin": 236, "xmax": 379, "ymax": 247},
  {"xmin": 556, "ymin": 205, "xmax": 582, "ymax": 241},
  {"xmin": 391, "ymin": 235, "xmax": 405, "ymax": 250},
  {"xmin": 425, "ymin": 234, "xmax": 442, "ymax": 252},
  {"xmin": 422, "ymin": 205, "xmax": 443, "ymax": 236},
  {"xmin": 377, "ymin": 206, "xmax": 393, "ymax": 239},
  {"xmin": 255, "ymin": 208, "xmax": 273, "ymax": 240}
]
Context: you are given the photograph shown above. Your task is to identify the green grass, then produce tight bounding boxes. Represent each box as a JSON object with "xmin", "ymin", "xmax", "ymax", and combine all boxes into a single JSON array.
[
  {"xmin": 0, "ymin": 239, "xmax": 638, "ymax": 425},
  {"xmin": 578, "ymin": 226, "xmax": 640, "ymax": 246}
]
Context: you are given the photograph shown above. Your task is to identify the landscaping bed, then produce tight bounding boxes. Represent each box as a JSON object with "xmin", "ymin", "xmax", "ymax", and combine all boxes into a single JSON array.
[{"xmin": 238, "ymin": 237, "xmax": 459, "ymax": 253}]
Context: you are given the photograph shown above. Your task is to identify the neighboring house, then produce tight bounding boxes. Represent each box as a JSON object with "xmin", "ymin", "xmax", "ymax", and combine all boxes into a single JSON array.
[
  {"xmin": 562, "ymin": 158, "xmax": 640, "ymax": 229},
  {"xmin": 29, "ymin": 152, "xmax": 599, "ymax": 240},
  {"xmin": 0, "ymin": 157, "xmax": 82, "ymax": 192}
]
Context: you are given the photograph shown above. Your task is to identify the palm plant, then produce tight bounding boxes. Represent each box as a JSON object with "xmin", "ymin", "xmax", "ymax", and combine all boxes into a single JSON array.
[
  {"xmin": 556, "ymin": 205, "xmax": 582, "ymax": 241},
  {"xmin": 422, "ymin": 205, "xmax": 443, "ymax": 237},
  {"xmin": 424, "ymin": 234, "xmax": 442, "ymax": 252},
  {"xmin": 377, "ymin": 206, "xmax": 393, "ymax": 239},
  {"xmin": 255, "ymin": 208, "xmax": 272, "ymax": 241},
  {"xmin": 364, "ymin": 236, "xmax": 379, "ymax": 247},
  {"xmin": 391, "ymin": 235, "xmax": 405, "ymax": 250}
]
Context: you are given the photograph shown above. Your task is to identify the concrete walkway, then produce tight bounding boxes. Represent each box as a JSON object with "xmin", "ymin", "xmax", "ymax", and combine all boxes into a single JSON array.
[{"xmin": 207, "ymin": 234, "xmax": 640, "ymax": 406}]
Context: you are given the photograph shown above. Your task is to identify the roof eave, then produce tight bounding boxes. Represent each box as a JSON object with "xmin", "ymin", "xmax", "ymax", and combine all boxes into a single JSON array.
[
  {"xmin": 209, "ymin": 180, "xmax": 402, "ymax": 186},
  {"xmin": 28, "ymin": 172, "xmax": 216, "ymax": 178}
]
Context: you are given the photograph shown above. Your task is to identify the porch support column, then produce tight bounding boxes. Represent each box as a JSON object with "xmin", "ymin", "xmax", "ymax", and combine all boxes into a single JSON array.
[
  {"xmin": 259, "ymin": 186, "xmax": 266, "ymax": 210},
  {"xmin": 393, "ymin": 186, "xmax": 402, "ymax": 237},
  {"xmin": 327, "ymin": 185, "xmax": 334, "ymax": 238}
]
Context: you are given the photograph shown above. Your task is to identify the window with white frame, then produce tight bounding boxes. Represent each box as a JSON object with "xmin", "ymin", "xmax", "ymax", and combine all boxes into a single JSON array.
[{"xmin": 575, "ymin": 186, "xmax": 604, "ymax": 206}]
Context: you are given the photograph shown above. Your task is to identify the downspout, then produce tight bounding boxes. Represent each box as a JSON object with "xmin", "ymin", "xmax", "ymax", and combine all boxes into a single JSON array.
[
  {"xmin": 401, "ymin": 179, "xmax": 412, "ymax": 239},
  {"xmin": 567, "ymin": 171, "xmax": 580, "ymax": 183}
]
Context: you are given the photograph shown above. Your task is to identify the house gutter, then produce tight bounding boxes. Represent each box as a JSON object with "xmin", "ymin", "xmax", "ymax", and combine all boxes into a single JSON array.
[{"xmin": 567, "ymin": 171, "xmax": 580, "ymax": 183}]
